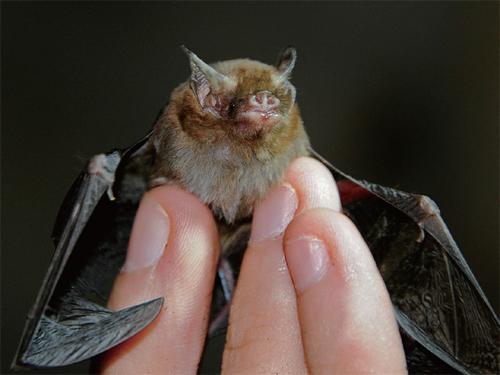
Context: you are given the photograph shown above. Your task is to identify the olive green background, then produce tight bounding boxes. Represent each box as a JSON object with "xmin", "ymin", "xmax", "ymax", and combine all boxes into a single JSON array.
[{"xmin": 2, "ymin": 2, "xmax": 498, "ymax": 373}]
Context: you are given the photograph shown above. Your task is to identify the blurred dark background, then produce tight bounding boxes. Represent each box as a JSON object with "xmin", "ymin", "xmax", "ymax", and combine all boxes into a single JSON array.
[{"xmin": 2, "ymin": 2, "xmax": 498, "ymax": 373}]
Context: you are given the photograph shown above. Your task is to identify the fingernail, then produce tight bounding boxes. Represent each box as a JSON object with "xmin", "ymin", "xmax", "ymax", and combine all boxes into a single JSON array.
[
  {"xmin": 250, "ymin": 183, "xmax": 298, "ymax": 243},
  {"xmin": 122, "ymin": 195, "xmax": 169, "ymax": 272},
  {"xmin": 285, "ymin": 236, "xmax": 329, "ymax": 293}
]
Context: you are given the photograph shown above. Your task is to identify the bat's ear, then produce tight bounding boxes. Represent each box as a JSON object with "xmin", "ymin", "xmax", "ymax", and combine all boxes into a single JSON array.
[
  {"xmin": 181, "ymin": 46, "xmax": 234, "ymax": 110},
  {"xmin": 275, "ymin": 46, "xmax": 297, "ymax": 79}
]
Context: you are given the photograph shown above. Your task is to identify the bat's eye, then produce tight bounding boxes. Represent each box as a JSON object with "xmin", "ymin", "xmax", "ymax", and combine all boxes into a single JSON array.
[{"xmin": 227, "ymin": 98, "xmax": 240, "ymax": 117}]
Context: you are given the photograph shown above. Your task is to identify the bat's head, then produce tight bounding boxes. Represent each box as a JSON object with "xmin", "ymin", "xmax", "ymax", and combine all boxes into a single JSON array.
[
  {"xmin": 171, "ymin": 46, "xmax": 299, "ymax": 142},
  {"xmin": 154, "ymin": 47, "xmax": 308, "ymax": 222}
]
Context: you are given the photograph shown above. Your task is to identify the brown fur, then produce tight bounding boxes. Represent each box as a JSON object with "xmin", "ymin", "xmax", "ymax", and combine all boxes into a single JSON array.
[{"xmin": 148, "ymin": 56, "xmax": 309, "ymax": 224}]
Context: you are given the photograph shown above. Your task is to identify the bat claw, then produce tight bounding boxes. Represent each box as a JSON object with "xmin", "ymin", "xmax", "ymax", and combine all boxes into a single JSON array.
[{"xmin": 107, "ymin": 186, "xmax": 116, "ymax": 201}]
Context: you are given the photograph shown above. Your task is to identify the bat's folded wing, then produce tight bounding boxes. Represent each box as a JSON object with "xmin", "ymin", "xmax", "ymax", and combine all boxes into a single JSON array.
[
  {"xmin": 13, "ymin": 136, "xmax": 163, "ymax": 368},
  {"xmin": 311, "ymin": 149, "xmax": 499, "ymax": 374},
  {"xmin": 18, "ymin": 298, "xmax": 163, "ymax": 368}
]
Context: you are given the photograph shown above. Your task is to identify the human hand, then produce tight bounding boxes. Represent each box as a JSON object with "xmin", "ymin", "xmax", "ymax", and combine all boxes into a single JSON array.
[{"xmin": 99, "ymin": 157, "xmax": 407, "ymax": 374}]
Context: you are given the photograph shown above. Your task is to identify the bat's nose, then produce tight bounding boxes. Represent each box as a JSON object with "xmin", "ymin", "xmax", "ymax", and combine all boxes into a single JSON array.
[{"xmin": 249, "ymin": 91, "xmax": 280, "ymax": 111}]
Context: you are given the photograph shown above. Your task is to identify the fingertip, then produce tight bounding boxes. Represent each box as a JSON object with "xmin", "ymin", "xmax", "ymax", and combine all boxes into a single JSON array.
[
  {"xmin": 284, "ymin": 208, "xmax": 350, "ymax": 291},
  {"xmin": 283, "ymin": 208, "xmax": 406, "ymax": 374},
  {"xmin": 249, "ymin": 183, "xmax": 298, "ymax": 243},
  {"xmin": 284, "ymin": 235, "xmax": 330, "ymax": 294},
  {"xmin": 284, "ymin": 207, "xmax": 387, "ymax": 299},
  {"xmin": 102, "ymin": 185, "xmax": 220, "ymax": 374},
  {"xmin": 284, "ymin": 157, "xmax": 341, "ymax": 213},
  {"xmin": 145, "ymin": 185, "xmax": 220, "ymax": 312},
  {"xmin": 148, "ymin": 185, "xmax": 218, "ymax": 236},
  {"xmin": 121, "ymin": 194, "xmax": 170, "ymax": 272},
  {"xmin": 121, "ymin": 185, "xmax": 219, "ymax": 274}
]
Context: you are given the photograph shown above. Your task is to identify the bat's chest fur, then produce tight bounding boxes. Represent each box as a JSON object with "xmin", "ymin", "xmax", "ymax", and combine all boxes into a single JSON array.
[
  {"xmin": 152, "ymin": 136, "xmax": 308, "ymax": 224},
  {"xmin": 169, "ymin": 145, "xmax": 294, "ymax": 223}
]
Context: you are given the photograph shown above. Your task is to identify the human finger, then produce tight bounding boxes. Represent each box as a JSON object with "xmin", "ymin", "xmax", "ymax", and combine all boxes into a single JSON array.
[
  {"xmin": 99, "ymin": 186, "xmax": 220, "ymax": 374},
  {"xmin": 284, "ymin": 208, "xmax": 407, "ymax": 374},
  {"xmin": 222, "ymin": 157, "xmax": 340, "ymax": 373}
]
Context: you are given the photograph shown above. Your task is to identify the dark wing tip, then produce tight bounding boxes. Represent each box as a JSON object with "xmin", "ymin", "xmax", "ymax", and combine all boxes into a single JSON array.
[{"xmin": 16, "ymin": 297, "xmax": 164, "ymax": 368}]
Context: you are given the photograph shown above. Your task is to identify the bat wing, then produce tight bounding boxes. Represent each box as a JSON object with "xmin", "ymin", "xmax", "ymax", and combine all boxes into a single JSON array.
[
  {"xmin": 13, "ymin": 134, "xmax": 163, "ymax": 369},
  {"xmin": 311, "ymin": 148, "xmax": 499, "ymax": 374}
]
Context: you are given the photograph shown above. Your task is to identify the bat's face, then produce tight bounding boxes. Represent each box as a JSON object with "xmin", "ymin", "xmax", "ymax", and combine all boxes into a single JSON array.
[{"xmin": 174, "ymin": 47, "xmax": 299, "ymax": 143}]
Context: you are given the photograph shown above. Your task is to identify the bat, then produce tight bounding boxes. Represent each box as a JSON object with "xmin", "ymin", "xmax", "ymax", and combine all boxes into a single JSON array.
[{"xmin": 12, "ymin": 46, "xmax": 499, "ymax": 374}]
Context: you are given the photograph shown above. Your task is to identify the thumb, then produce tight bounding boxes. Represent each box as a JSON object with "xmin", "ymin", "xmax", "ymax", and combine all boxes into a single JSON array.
[{"xmin": 100, "ymin": 186, "xmax": 220, "ymax": 374}]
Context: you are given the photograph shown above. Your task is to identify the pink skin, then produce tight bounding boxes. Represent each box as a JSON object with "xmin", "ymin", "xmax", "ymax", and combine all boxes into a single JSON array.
[
  {"xmin": 99, "ymin": 157, "xmax": 407, "ymax": 374},
  {"xmin": 205, "ymin": 90, "xmax": 282, "ymax": 133},
  {"xmin": 235, "ymin": 91, "xmax": 282, "ymax": 130}
]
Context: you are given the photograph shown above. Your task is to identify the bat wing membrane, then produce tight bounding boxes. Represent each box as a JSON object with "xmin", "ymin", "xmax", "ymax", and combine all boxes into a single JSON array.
[
  {"xmin": 311, "ymin": 148, "xmax": 499, "ymax": 374},
  {"xmin": 13, "ymin": 135, "xmax": 163, "ymax": 368},
  {"xmin": 14, "ymin": 140, "xmax": 497, "ymax": 371}
]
